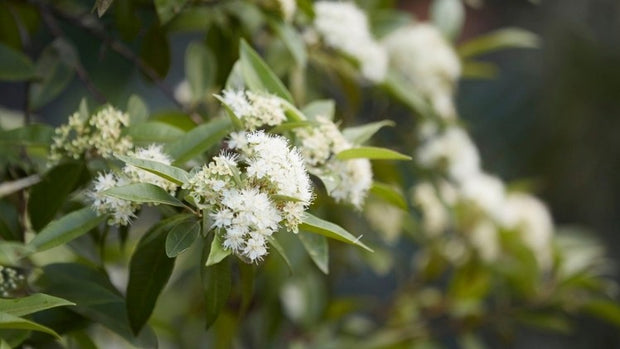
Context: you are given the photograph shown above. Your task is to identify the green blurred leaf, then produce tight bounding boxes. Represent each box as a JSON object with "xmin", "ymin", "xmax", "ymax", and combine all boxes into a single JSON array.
[
  {"xmin": 165, "ymin": 219, "xmax": 200, "ymax": 257},
  {"xmin": 127, "ymin": 121, "xmax": 185, "ymax": 144},
  {"xmin": 127, "ymin": 95, "xmax": 149, "ymax": 124},
  {"xmin": 0, "ymin": 201, "xmax": 20, "ymax": 241},
  {"xmin": 270, "ymin": 20, "xmax": 307, "ymax": 67},
  {"xmin": 430, "ymin": 0, "xmax": 464, "ymax": 41},
  {"xmin": 201, "ymin": 239, "xmax": 231, "ymax": 330},
  {"xmin": 336, "ymin": 146, "xmax": 412, "ymax": 161},
  {"xmin": 462, "ymin": 61, "xmax": 499, "ymax": 79},
  {"xmin": 116, "ymin": 154, "xmax": 189, "ymax": 185},
  {"xmin": 140, "ymin": 24, "xmax": 170, "ymax": 78},
  {"xmin": 93, "ymin": 0, "xmax": 114, "ymax": 17},
  {"xmin": 28, "ymin": 207, "xmax": 105, "ymax": 252},
  {"xmin": 103, "ymin": 183, "xmax": 184, "ymax": 207},
  {"xmin": 0, "ymin": 311, "xmax": 60, "ymax": 339},
  {"xmin": 28, "ymin": 161, "xmax": 89, "ymax": 231},
  {"xmin": 300, "ymin": 213, "xmax": 373, "ymax": 252},
  {"xmin": 302, "ymin": 99, "xmax": 334, "ymax": 120},
  {"xmin": 298, "ymin": 231, "xmax": 329, "ymax": 274},
  {"xmin": 0, "ymin": 294, "xmax": 74, "ymax": 317},
  {"xmin": 152, "ymin": 111, "xmax": 197, "ymax": 131},
  {"xmin": 29, "ymin": 39, "xmax": 77, "ymax": 110},
  {"xmin": 165, "ymin": 117, "xmax": 232, "ymax": 164},
  {"xmin": 239, "ymin": 39, "xmax": 293, "ymax": 102},
  {"xmin": 0, "ymin": 43, "xmax": 35, "ymax": 81},
  {"xmin": 383, "ymin": 72, "xmax": 433, "ymax": 116},
  {"xmin": 584, "ymin": 299, "xmax": 620, "ymax": 327},
  {"xmin": 266, "ymin": 235, "xmax": 293, "ymax": 274},
  {"xmin": 205, "ymin": 233, "xmax": 232, "ymax": 266},
  {"xmin": 186, "ymin": 42, "xmax": 216, "ymax": 104},
  {"xmin": 115, "ymin": 0, "xmax": 141, "ymax": 41},
  {"xmin": 0, "ymin": 124, "xmax": 53, "ymax": 146},
  {"xmin": 370, "ymin": 182, "xmax": 407, "ymax": 210},
  {"xmin": 0, "ymin": 242, "xmax": 34, "ymax": 265},
  {"xmin": 458, "ymin": 28, "xmax": 540, "ymax": 59},
  {"xmin": 515, "ymin": 312, "xmax": 572, "ymax": 334},
  {"xmin": 342, "ymin": 120, "xmax": 395, "ymax": 145},
  {"xmin": 154, "ymin": 0, "xmax": 189, "ymax": 24}
]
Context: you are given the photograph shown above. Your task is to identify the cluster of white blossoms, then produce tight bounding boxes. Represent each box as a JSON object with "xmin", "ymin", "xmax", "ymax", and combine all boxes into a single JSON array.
[
  {"xmin": 382, "ymin": 23, "xmax": 461, "ymax": 119},
  {"xmin": 0, "ymin": 266, "xmax": 24, "ymax": 297},
  {"xmin": 313, "ymin": 1, "xmax": 388, "ymax": 82},
  {"xmin": 50, "ymin": 106, "xmax": 133, "ymax": 163},
  {"xmin": 89, "ymin": 145, "xmax": 178, "ymax": 226},
  {"xmin": 413, "ymin": 124, "xmax": 555, "ymax": 269},
  {"xmin": 219, "ymin": 89, "xmax": 287, "ymax": 130},
  {"xmin": 275, "ymin": 0, "xmax": 296, "ymax": 22},
  {"xmin": 184, "ymin": 131, "xmax": 313, "ymax": 263},
  {"xmin": 294, "ymin": 116, "xmax": 373, "ymax": 209}
]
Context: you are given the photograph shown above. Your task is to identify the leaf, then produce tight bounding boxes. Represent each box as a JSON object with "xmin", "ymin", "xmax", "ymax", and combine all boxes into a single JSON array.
[
  {"xmin": 430, "ymin": 0, "xmax": 465, "ymax": 41},
  {"xmin": 458, "ymin": 28, "xmax": 540, "ymax": 59},
  {"xmin": 114, "ymin": 0, "xmax": 141, "ymax": 41},
  {"xmin": 342, "ymin": 120, "xmax": 395, "ymax": 145},
  {"xmin": 29, "ymin": 39, "xmax": 77, "ymax": 110},
  {"xmin": 127, "ymin": 121, "xmax": 185, "ymax": 143},
  {"xmin": 165, "ymin": 220, "xmax": 200, "ymax": 257},
  {"xmin": 0, "ymin": 43, "xmax": 35, "ymax": 81},
  {"xmin": 584, "ymin": 299, "xmax": 620, "ymax": 327},
  {"xmin": 0, "ymin": 242, "xmax": 34, "ymax": 265},
  {"xmin": 186, "ymin": 42, "xmax": 216, "ymax": 104},
  {"xmin": 266, "ymin": 236, "xmax": 293, "ymax": 274},
  {"xmin": 0, "ymin": 293, "xmax": 74, "ymax": 317},
  {"xmin": 103, "ymin": 183, "xmax": 184, "ymax": 207},
  {"xmin": 300, "ymin": 213, "xmax": 373, "ymax": 252},
  {"xmin": 127, "ymin": 216, "xmax": 185, "ymax": 334},
  {"xmin": 127, "ymin": 95, "xmax": 149, "ymax": 124},
  {"xmin": 269, "ymin": 20, "xmax": 307, "ymax": 67},
  {"xmin": 298, "ymin": 231, "xmax": 329, "ymax": 274},
  {"xmin": 0, "ymin": 124, "xmax": 53, "ymax": 146},
  {"xmin": 165, "ymin": 117, "xmax": 232, "ymax": 164},
  {"xmin": 116, "ymin": 154, "xmax": 189, "ymax": 185},
  {"xmin": 225, "ymin": 60, "xmax": 245, "ymax": 91},
  {"xmin": 140, "ymin": 24, "xmax": 170, "ymax": 78},
  {"xmin": 29, "ymin": 207, "xmax": 105, "ymax": 252},
  {"xmin": 154, "ymin": 0, "xmax": 189, "ymax": 24},
  {"xmin": 238, "ymin": 262, "xmax": 255, "ymax": 316},
  {"xmin": 462, "ymin": 61, "xmax": 499, "ymax": 79},
  {"xmin": 205, "ymin": 233, "xmax": 232, "ymax": 266},
  {"xmin": 152, "ymin": 111, "xmax": 197, "ymax": 131},
  {"xmin": 239, "ymin": 39, "xmax": 293, "ymax": 102},
  {"xmin": 336, "ymin": 147, "xmax": 412, "ymax": 161},
  {"xmin": 94, "ymin": 0, "xmax": 114, "ymax": 17},
  {"xmin": 370, "ymin": 182, "xmax": 407, "ymax": 210},
  {"xmin": 301, "ymin": 100, "xmax": 335, "ymax": 120},
  {"xmin": 28, "ymin": 161, "xmax": 89, "ymax": 231},
  {"xmin": 383, "ymin": 72, "xmax": 434, "ymax": 116},
  {"xmin": 201, "ymin": 239, "xmax": 231, "ymax": 330},
  {"xmin": 0, "ymin": 311, "xmax": 61, "ymax": 339}
]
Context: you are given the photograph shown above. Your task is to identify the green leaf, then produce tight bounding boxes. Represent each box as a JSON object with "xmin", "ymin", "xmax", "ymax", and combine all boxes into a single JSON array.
[
  {"xmin": 213, "ymin": 94, "xmax": 244, "ymax": 129},
  {"xmin": 0, "ymin": 43, "xmax": 35, "ymax": 81},
  {"xmin": 127, "ymin": 95, "xmax": 149, "ymax": 124},
  {"xmin": 0, "ymin": 311, "xmax": 61, "ymax": 339},
  {"xmin": 430, "ymin": 0, "xmax": 464, "ymax": 41},
  {"xmin": 515, "ymin": 312, "xmax": 572, "ymax": 334},
  {"xmin": 336, "ymin": 146, "xmax": 412, "ymax": 161},
  {"xmin": 93, "ymin": 0, "xmax": 114, "ymax": 17},
  {"xmin": 0, "ymin": 293, "xmax": 74, "ymax": 317},
  {"xmin": 458, "ymin": 28, "xmax": 540, "ymax": 59},
  {"xmin": 342, "ymin": 120, "xmax": 395, "ymax": 145},
  {"xmin": 225, "ymin": 60, "xmax": 245, "ymax": 91},
  {"xmin": 154, "ymin": 0, "xmax": 189, "ymax": 24},
  {"xmin": 0, "ymin": 242, "xmax": 34, "ymax": 265},
  {"xmin": 165, "ymin": 117, "xmax": 232, "ymax": 164},
  {"xmin": 115, "ymin": 0, "xmax": 141, "ymax": 41},
  {"xmin": 165, "ymin": 220, "xmax": 200, "ymax": 257},
  {"xmin": 186, "ymin": 42, "xmax": 216, "ymax": 104},
  {"xmin": 0, "ymin": 124, "xmax": 53, "ymax": 146},
  {"xmin": 29, "ymin": 39, "xmax": 77, "ymax": 110},
  {"xmin": 584, "ymin": 299, "xmax": 620, "ymax": 327},
  {"xmin": 205, "ymin": 233, "xmax": 232, "ymax": 266},
  {"xmin": 269, "ymin": 20, "xmax": 307, "ymax": 67},
  {"xmin": 29, "ymin": 207, "xmax": 105, "ymax": 252},
  {"xmin": 300, "ymin": 213, "xmax": 373, "ymax": 252},
  {"xmin": 152, "ymin": 111, "xmax": 197, "ymax": 131},
  {"xmin": 266, "ymin": 236, "xmax": 293, "ymax": 274},
  {"xmin": 201, "ymin": 239, "xmax": 231, "ymax": 330},
  {"xmin": 238, "ymin": 262, "xmax": 255, "ymax": 316},
  {"xmin": 140, "ymin": 24, "xmax": 170, "ymax": 78},
  {"xmin": 127, "ymin": 121, "xmax": 185, "ymax": 143},
  {"xmin": 116, "ymin": 154, "xmax": 189, "ymax": 185},
  {"xmin": 127, "ymin": 216, "xmax": 184, "ymax": 334},
  {"xmin": 103, "ymin": 183, "xmax": 184, "ymax": 207},
  {"xmin": 462, "ymin": 61, "xmax": 499, "ymax": 79},
  {"xmin": 270, "ymin": 121, "xmax": 316, "ymax": 134},
  {"xmin": 239, "ymin": 40, "xmax": 293, "ymax": 102},
  {"xmin": 298, "ymin": 231, "xmax": 329, "ymax": 274},
  {"xmin": 370, "ymin": 182, "xmax": 407, "ymax": 210},
  {"xmin": 28, "ymin": 161, "xmax": 89, "ymax": 231},
  {"xmin": 302, "ymin": 100, "xmax": 335, "ymax": 120}
]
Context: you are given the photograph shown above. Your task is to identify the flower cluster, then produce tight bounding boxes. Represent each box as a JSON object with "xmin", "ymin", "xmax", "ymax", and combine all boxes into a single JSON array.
[
  {"xmin": 294, "ymin": 116, "xmax": 372, "ymax": 209},
  {"xmin": 219, "ymin": 89, "xmax": 287, "ymax": 130},
  {"xmin": 382, "ymin": 23, "xmax": 461, "ymax": 119},
  {"xmin": 184, "ymin": 131, "xmax": 313, "ymax": 263},
  {"xmin": 0, "ymin": 266, "xmax": 24, "ymax": 297},
  {"xmin": 89, "ymin": 145, "xmax": 178, "ymax": 226},
  {"xmin": 50, "ymin": 106, "xmax": 133, "ymax": 163},
  {"xmin": 313, "ymin": 1, "xmax": 388, "ymax": 82}
]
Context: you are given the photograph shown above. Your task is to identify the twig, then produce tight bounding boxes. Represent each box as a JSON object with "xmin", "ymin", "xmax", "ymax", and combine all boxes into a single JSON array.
[{"xmin": 38, "ymin": 4, "xmax": 107, "ymax": 104}]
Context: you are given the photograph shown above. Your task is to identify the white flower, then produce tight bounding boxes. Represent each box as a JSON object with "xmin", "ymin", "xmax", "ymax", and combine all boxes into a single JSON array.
[
  {"xmin": 174, "ymin": 80, "xmax": 193, "ymax": 105},
  {"xmin": 219, "ymin": 90, "xmax": 287, "ymax": 130},
  {"xmin": 276, "ymin": 0, "xmax": 296, "ymax": 21},
  {"xmin": 89, "ymin": 172, "xmax": 138, "ymax": 226},
  {"xmin": 469, "ymin": 220, "xmax": 500, "ymax": 262},
  {"xmin": 416, "ymin": 126, "xmax": 481, "ymax": 182},
  {"xmin": 123, "ymin": 144, "xmax": 178, "ymax": 194},
  {"xmin": 499, "ymin": 192, "xmax": 554, "ymax": 269},
  {"xmin": 412, "ymin": 181, "xmax": 451, "ymax": 236},
  {"xmin": 382, "ymin": 23, "xmax": 461, "ymax": 118},
  {"xmin": 365, "ymin": 200, "xmax": 404, "ymax": 243},
  {"xmin": 460, "ymin": 172, "xmax": 505, "ymax": 220},
  {"xmin": 326, "ymin": 158, "xmax": 373, "ymax": 209},
  {"xmin": 313, "ymin": 1, "xmax": 388, "ymax": 82}
]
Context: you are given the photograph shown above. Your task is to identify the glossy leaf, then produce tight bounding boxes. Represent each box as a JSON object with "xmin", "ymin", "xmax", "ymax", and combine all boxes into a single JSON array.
[
  {"xmin": 335, "ymin": 146, "xmax": 412, "ymax": 161},
  {"xmin": 186, "ymin": 42, "xmax": 216, "ymax": 103},
  {"xmin": 201, "ymin": 240, "xmax": 231, "ymax": 330},
  {"xmin": 165, "ymin": 117, "xmax": 232, "ymax": 164},
  {"xmin": 266, "ymin": 236, "xmax": 293, "ymax": 273},
  {"xmin": 298, "ymin": 231, "xmax": 329, "ymax": 274},
  {"xmin": 165, "ymin": 219, "xmax": 200, "ymax": 257},
  {"xmin": 300, "ymin": 213, "xmax": 373, "ymax": 252},
  {"xmin": 29, "ymin": 39, "xmax": 77, "ymax": 110},
  {"xmin": 458, "ymin": 28, "xmax": 540, "ymax": 59},
  {"xmin": 0, "ymin": 43, "xmax": 35, "ymax": 81},
  {"xmin": 342, "ymin": 120, "xmax": 395, "ymax": 145},
  {"xmin": 0, "ymin": 124, "xmax": 53, "ymax": 146},
  {"xmin": 239, "ymin": 40, "xmax": 293, "ymax": 102},
  {"xmin": 127, "ymin": 121, "xmax": 185, "ymax": 143},
  {"xmin": 0, "ymin": 242, "xmax": 34, "ymax": 265},
  {"xmin": 29, "ymin": 207, "xmax": 105, "ymax": 252},
  {"xmin": 270, "ymin": 20, "xmax": 307, "ymax": 67},
  {"xmin": 0, "ymin": 293, "xmax": 74, "ymax": 317},
  {"xmin": 154, "ymin": 0, "xmax": 189, "ymax": 24},
  {"xmin": 302, "ymin": 100, "xmax": 335, "ymax": 120},
  {"xmin": 127, "ymin": 95, "xmax": 149, "ymax": 124},
  {"xmin": 370, "ymin": 182, "xmax": 407, "ymax": 210},
  {"xmin": 116, "ymin": 154, "xmax": 189, "ymax": 185},
  {"xmin": 103, "ymin": 183, "xmax": 184, "ymax": 207},
  {"xmin": 0, "ymin": 311, "xmax": 61, "ymax": 339},
  {"xmin": 205, "ymin": 233, "xmax": 232, "ymax": 266}
]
